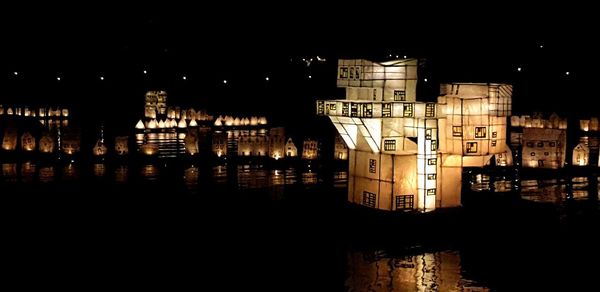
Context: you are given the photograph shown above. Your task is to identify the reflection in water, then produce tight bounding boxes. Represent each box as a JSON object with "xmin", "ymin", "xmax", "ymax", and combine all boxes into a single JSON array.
[
  {"xmin": 114, "ymin": 165, "xmax": 128, "ymax": 183},
  {"xmin": 212, "ymin": 164, "xmax": 227, "ymax": 184},
  {"xmin": 63, "ymin": 163, "xmax": 78, "ymax": 181},
  {"xmin": 21, "ymin": 162, "xmax": 36, "ymax": 183},
  {"xmin": 237, "ymin": 165, "xmax": 268, "ymax": 189},
  {"xmin": 93, "ymin": 163, "xmax": 106, "ymax": 177},
  {"xmin": 2, "ymin": 163, "xmax": 17, "ymax": 182},
  {"xmin": 333, "ymin": 171, "xmax": 348, "ymax": 188},
  {"xmin": 346, "ymin": 250, "xmax": 489, "ymax": 291},
  {"xmin": 39, "ymin": 166, "xmax": 55, "ymax": 183},
  {"xmin": 184, "ymin": 166, "xmax": 199, "ymax": 191},
  {"xmin": 302, "ymin": 170, "xmax": 318, "ymax": 185},
  {"xmin": 269, "ymin": 169, "xmax": 284, "ymax": 186},
  {"xmin": 141, "ymin": 164, "xmax": 159, "ymax": 181}
]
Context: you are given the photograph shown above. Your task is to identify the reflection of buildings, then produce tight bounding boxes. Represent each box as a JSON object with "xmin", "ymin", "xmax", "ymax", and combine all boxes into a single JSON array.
[
  {"xmin": 346, "ymin": 250, "xmax": 489, "ymax": 291},
  {"xmin": 578, "ymin": 117, "xmax": 600, "ymax": 166},
  {"xmin": 317, "ymin": 59, "xmax": 512, "ymax": 212},
  {"xmin": 510, "ymin": 113, "xmax": 567, "ymax": 169}
]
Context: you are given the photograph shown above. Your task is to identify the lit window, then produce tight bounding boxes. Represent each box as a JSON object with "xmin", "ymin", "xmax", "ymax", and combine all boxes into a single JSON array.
[
  {"xmin": 427, "ymin": 174, "xmax": 436, "ymax": 180},
  {"xmin": 382, "ymin": 103, "xmax": 392, "ymax": 117},
  {"xmin": 431, "ymin": 140, "xmax": 437, "ymax": 151},
  {"xmin": 396, "ymin": 195, "xmax": 414, "ymax": 210},
  {"xmin": 369, "ymin": 159, "xmax": 376, "ymax": 173},
  {"xmin": 427, "ymin": 158, "xmax": 437, "ymax": 165},
  {"xmin": 491, "ymin": 140, "xmax": 497, "ymax": 147},
  {"xmin": 453, "ymin": 126, "xmax": 462, "ymax": 137},
  {"xmin": 425, "ymin": 129, "xmax": 432, "ymax": 140},
  {"xmin": 362, "ymin": 192, "xmax": 376, "ymax": 208},
  {"xmin": 427, "ymin": 189, "xmax": 436, "ymax": 196},
  {"xmin": 531, "ymin": 152, "xmax": 536, "ymax": 156},
  {"xmin": 425, "ymin": 103, "xmax": 435, "ymax": 117},
  {"xmin": 384, "ymin": 140, "xmax": 396, "ymax": 151},
  {"xmin": 403, "ymin": 103, "xmax": 413, "ymax": 117},
  {"xmin": 492, "ymin": 132, "xmax": 497, "ymax": 138},
  {"xmin": 466, "ymin": 142, "xmax": 478, "ymax": 153},
  {"xmin": 339, "ymin": 67, "xmax": 349, "ymax": 79},
  {"xmin": 394, "ymin": 90, "xmax": 406, "ymax": 101},
  {"xmin": 475, "ymin": 127, "xmax": 487, "ymax": 138},
  {"xmin": 342, "ymin": 103, "xmax": 349, "ymax": 116},
  {"xmin": 362, "ymin": 103, "xmax": 373, "ymax": 117}
]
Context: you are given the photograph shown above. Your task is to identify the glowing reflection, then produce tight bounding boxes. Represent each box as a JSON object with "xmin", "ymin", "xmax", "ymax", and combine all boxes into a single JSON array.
[
  {"xmin": 141, "ymin": 164, "xmax": 159, "ymax": 181},
  {"xmin": 93, "ymin": 163, "xmax": 106, "ymax": 177},
  {"xmin": 114, "ymin": 165, "xmax": 129, "ymax": 183},
  {"xmin": 2, "ymin": 163, "xmax": 18, "ymax": 182},
  {"xmin": 62, "ymin": 163, "xmax": 78, "ymax": 181},
  {"xmin": 39, "ymin": 166, "xmax": 55, "ymax": 183},
  {"xmin": 21, "ymin": 162, "xmax": 36, "ymax": 183}
]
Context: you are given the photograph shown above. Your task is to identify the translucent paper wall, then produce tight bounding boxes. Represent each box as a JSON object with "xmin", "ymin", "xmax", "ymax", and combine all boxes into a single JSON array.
[
  {"xmin": 572, "ymin": 143, "xmax": 589, "ymax": 166},
  {"xmin": 337, "ymin": 59, "xmax": 418, "ymax": 102}
]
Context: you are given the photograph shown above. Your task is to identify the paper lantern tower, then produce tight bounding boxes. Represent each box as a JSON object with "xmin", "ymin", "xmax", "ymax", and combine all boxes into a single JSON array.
[{"xmin": 317, "ymin": 59, "xmax": 512, "ymax": 212}]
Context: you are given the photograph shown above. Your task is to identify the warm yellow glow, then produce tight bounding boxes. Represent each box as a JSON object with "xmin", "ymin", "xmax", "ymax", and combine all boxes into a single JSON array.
[
  {"xmin": 157, "ymin": 120, "xmax": 165, "ymax": 128},
  {"xmin": 93, "ymin": 140, "xmax": 107, "ymax": 156},
  {"xmin": 2, "ymin": 128, "xmax": 17, "ymax": 150},
  {"xmin": 7, "ymin": 108, "xmax": 13, "ymax": 115},
  {"xmin": 62, "ymin": 109, "xmax": 69, "ymax": 117},
  {"xmin": 148, "ymin": 119, "xmax": 157, "ymax": 129},
  {"xmin": 217, "ymin": 150, "xmax": 223, "ymax": 157},
  {"xmin": 39, "ymin": 135, "xmax": 54, "ymax": 153},
  {"xmin": 141, "ymin": 144, "xmax": 158, "ymax": 156},
  {"xmin": 580, "ymin": 120, "xmax": 590, "ymax": 132},
  {"xmin": 178, "ymin": 119, "xmax": 187, "ymax": 128},
  {"xmin": 572, "ymin": 143, "xmax": 589, "ymax": 166},
  {"xmin": 115, "ymin": 136, "xmax": 129, "ymax": 155},
  {"xmin": 259, "ymin": 116, "xmax": 267, "ymax": 125},
  {"xmin": 135, "ymin": 120, "xmax": 145, "ymax": 129},
  {"xmin": 214, "ymin": 118, "xmax": 222, "ymax": 126},
  {"xmin": 21, "ymin": 132, "xmax": 36, "ymax": 151},
  {"xmin": 189, "ymin": 119, "xmax": 198, "ymax": 127}
]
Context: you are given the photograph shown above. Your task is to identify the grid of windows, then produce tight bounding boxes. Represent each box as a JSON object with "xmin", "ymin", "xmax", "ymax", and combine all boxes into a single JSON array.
[
  {"xmin": 369, "ymin": 159, "xmax": 377, "ymax": 173},
  {"xmin": 384, "ymin": 140, "xmax": 396, "ymax": 151},
  {"xmin": 363, "ymin": 192, "xmax": 376, "ymax": 208},
  {"xmin": 382, "ymin": 103, "xmax": 392, "ymax": 117},
  {"xmin": 395, "ymin": 195, "xmax": 414, "ymax": 210},
  {"xmin": 403, "ymin": 103, "xmax": 413, "ymax": 117},
  {"xmin": 425, "ymin": 103, "xmax": 435, "ymax": 117},
  {"xmin": 339, "ymin": 67, "xmax": 348, "ymax": 78},
  {"xmin": 394, "ymin": 90, "xmax": 406, "ymax": 101}
]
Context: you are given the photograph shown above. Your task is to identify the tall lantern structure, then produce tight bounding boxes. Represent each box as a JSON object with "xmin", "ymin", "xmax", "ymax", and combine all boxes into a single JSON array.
[{"xmin": 317, "ymin": 59, "xmax": 512, "ymax": 212}]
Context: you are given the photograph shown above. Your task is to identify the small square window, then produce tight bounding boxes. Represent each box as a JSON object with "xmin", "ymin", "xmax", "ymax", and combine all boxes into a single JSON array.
[
  {"xmin": 492, "ymin": 132, "xmax": 497, "ymax": 138},
  {"xmin": 425, "ymin": 129, "xmax": 432, "ymax": 140},
  {"xmin": 394, "ymin": 90, "xmax": 406, "ymax": 101},
  {"xmin": 427, "ymin": 174, "xmax": 436, "ymax": 180},
  {"xmin": 475, "ymin": 127, "xmax": 487, "ymax": 138},
  {"xmin": 427, "ymin": 189, "xmax": 436, "ymax": 196},
  {"xmin": 431, "ymin": 140, "xmax": 437, "ymax": 151},
  {"xmin": 491, "ymin": 140, "xmax": 497, "ymax": 147},
  {"xmin": 466, "ymin": 142, "xmax": 478, "ymax": 153},
  {"xmin": 453, "ymin": 126, "xmax": 462, "ymax": 137},
  {"xmin": 427, "ymin": 158, "xmax": 437, "ymax": 165}
]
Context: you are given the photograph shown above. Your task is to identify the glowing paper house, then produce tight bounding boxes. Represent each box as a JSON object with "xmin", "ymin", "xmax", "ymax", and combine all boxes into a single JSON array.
[
  {"xmin": 93, "ymin": 139, "xmax": 107, "ymax": 156},
  {"xmin": 21, "ymin": 132, "xmax": 36, "ymax": 151},
  {"xmin": 285, "ymin": 138, "xmax": 298, "ymax": 157},
  {"xmin": 317, "ymin": 59, "xmax": 512, "ymax": 212},
  {"xmin": 2, "ymin": 128, "xmax": 18, "ymax": 151},
  {"xmin": 302, "ymin": 139, "xmax": 319, "ymax": 160},
  {"xmin": 115, "ymin": 136, "xmax": 129, "ymax": 155},
  {"xmin": 39, "ymin": 133, "xmax": 55, "ymax": 153},
  {"xmin": 269, "ymin": 127, "xmax": 286, "ymax": 159},
  {"xmin": 334, "ymin": 134, "xmax": 349, "ymax": 160},
  {"xmin": 572, "ymin": 143, "xmax": 589, "ymax": 166}
]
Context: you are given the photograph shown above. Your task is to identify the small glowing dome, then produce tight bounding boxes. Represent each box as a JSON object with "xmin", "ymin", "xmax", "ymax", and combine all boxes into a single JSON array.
[
  {"xmin": 233, "ymin": 117, "xmax": 241, "ymax": 126},
  {"xmin": 250, "ymin": 116, "xmax": 258, "ymax": 126},
  {"xmin": 158, "ymin": 120, "xmax": 166, "ymax": 128},
  {"xmin": 214, "ymin": 118, "xmax": 222, "ymax": 126},
  {"xmin": 258, "ymin": 117, "xmax": 267, "ymax": 125},
  {"xmin": 178, "ymin": 118, "xmax": 187, "ymax": 128},
  {"xmin": 148, "ymin": 119, "xmax": 157, "ymax": 129},
  {"xmin": 225, "ymin": 116, "xmax": 234, "ymax": 126},
  {"xmin": 189, "ymin": 119, "xmax": 198, "ymax": 127},
  {"xmin": 170, "ymin": 119, "xmax": 178, "ymax": 128},
  {"xmin": 135, "ymin": 120, "xmax": 145, "ymax": 129},
  {"xmin": 243, "ymin": 117, "xmax": 250, "ymax": 125}
]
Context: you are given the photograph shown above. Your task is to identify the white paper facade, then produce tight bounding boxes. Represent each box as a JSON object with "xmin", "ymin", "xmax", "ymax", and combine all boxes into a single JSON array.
[
  {"xmin": 334, "ymin": 134, "xmax": 349, "ymax": 160},
  {"xmin": 521, "ymin": 128, "xmax": 566, "ymax": 169},
  {"xmin": 318, "ymin": 59, "xmax": 512, "ymax": 212}
]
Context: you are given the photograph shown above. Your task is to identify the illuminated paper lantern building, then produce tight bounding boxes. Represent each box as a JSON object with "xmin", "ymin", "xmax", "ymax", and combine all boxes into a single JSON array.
[
  {"xmin": 269, "ymin": 127, "xmax": 286, "ymax": 159},
  {"xmin": 21, "ymin": 132, "xmax": 36, "ymax": 151},
  {"xmin": 285, "ymin": 138, "xmax": 298, "ymax": 157},
  {"xmin": 572, "ymin": 143, "xmax": 589, "ymax": 166},
  {"xmin": 511, "ymin": 113, "xmax": 567, "ymax": 169},
  {"xmin": 39, "ymin": 133, "xmax": 55, "ymax": 153},
  {"xmin": 2, "ymin": 127, "xmax": 18, "ymax": 151},
  {"xmin": 316, "ymin": 58, "xmax": 512, "ymax": 212},
  {"xmin": 302, "ymin": 139, "xmax": 319, "ymax": 160},
  {"xmin": 145, "ymin": 91, "xmax": 167, "ymax": 118}
]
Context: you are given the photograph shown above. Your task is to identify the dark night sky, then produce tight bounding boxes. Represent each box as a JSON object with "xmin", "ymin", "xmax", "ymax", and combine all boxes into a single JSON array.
[{"xmin": 0, "ymin": 6, "xmax": 597, "ymax": 136}]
